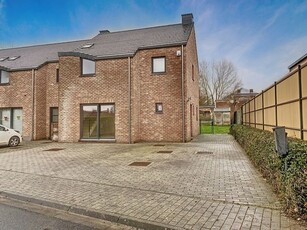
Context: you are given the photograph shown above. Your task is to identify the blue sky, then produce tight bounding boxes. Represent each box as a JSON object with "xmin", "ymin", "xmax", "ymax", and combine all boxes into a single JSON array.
[{"xmin": 0, "ymin": 0, "xmax": 306, "ymax": 92}]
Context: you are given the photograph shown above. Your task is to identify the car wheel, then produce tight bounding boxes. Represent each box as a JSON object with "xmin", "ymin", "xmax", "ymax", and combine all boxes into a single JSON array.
[{"xmin": 9, "ymin": 136, "xmax": 20, "ymax": 147}]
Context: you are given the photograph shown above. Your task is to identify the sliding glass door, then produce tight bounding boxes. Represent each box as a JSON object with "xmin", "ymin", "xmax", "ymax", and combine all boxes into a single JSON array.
[{"xmin": 81, "ymin": 104, "xmax": 115, "ymax": 140}]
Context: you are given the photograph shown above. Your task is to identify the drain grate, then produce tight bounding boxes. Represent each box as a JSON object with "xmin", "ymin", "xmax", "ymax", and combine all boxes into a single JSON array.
[
  {"xmin": 196, "ymin": 151, "xmax": 213, "ymax": 155},
  {"xmin": 129, "ymin": 162, "xmax": 151, "ymax": 166},
  {"xmin": 157, "ymin": 150, "xmax": 173, "ymax": 154},
  {"xmin": 44, "ymin": 148, "xmax": 65, "ymax": 151},
  {"xmin": 41, "ymin": 142, "xmax": 52, "ymax": 144},
  {"xmin": 154, "ymin": 144, "xmax": 165, "ymax": 146}
]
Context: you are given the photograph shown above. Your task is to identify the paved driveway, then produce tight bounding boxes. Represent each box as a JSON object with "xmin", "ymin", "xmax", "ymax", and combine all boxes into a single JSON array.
[{"xmin": 0, "ymin": 135, "xmax": 304, "ymax": 229}]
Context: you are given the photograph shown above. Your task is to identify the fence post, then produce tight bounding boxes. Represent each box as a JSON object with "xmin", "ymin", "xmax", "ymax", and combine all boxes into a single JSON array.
[
  {"xmin": 274, "ymin": 82, "xmax": 278, "ymax": 127},
  {"xmin": 262, "ymin": 90, "xmax": 264, "ymax": 130},
  {"xmin": 249, "ymin": 101, "xmax": 251, "ymax": 127},
  {"xmin": 298, "ymin": 65, "xmax": 304, "ymax": 140},
  {"xmin": 254, "ymin": 98, "xmax": 256, "ymax": 128}
]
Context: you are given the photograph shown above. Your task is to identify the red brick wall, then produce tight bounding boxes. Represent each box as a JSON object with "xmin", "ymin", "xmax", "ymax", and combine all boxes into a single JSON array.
[
  {"xmin": 45, "ymin": 63, "xmax": 59, "ymax": 139},
  {"xmin": 58, "ymin": 56, "xmax": 129, "ymax": 142},
  {"xmin": 184, "ymin": 27, "xmax": 200, "ymax": 141},
  {"xmin": 0, "ymin": 70, "xmax": 33, "ymax": 140},
  {"xmin": 132, "ymin": 47, "xmax": 184, "ymax": 142}
]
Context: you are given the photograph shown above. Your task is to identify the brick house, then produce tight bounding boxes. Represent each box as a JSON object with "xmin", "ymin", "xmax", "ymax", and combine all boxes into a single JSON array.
[{"xmin": 0, "ymin": 14, "xmax": 199, "ymax": 143}]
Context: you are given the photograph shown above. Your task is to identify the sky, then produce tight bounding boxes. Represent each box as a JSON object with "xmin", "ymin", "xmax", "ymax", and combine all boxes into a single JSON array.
[{"xmin": 0, "ymin": 0, "xmax": 306, "ymax": 92}]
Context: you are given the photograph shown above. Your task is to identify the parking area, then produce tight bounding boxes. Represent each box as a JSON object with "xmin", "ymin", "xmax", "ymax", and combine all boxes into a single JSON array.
[{"xmin": 0, "ymin": 135, "xmax": 304, "ymax": 229}]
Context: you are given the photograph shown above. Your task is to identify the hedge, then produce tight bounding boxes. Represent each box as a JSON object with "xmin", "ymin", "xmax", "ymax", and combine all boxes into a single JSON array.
[{"xmin": 230, "ymin": 125, "xmax": 306, "ymax": 220}]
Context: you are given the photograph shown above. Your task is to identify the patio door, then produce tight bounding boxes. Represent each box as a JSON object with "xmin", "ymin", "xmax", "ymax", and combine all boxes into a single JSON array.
[{"xmin": 81, "ymin": 104, "xmax": 115, "ymax": 140}]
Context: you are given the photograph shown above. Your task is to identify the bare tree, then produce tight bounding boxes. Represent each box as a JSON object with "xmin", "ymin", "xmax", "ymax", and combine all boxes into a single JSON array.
[{"xmin": 199, "ymin": 59, "xmax": 242, "ymax": 105}]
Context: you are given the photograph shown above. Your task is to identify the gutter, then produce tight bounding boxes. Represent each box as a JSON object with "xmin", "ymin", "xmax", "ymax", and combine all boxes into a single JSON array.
[
  {"xmin": 31, "ymin": 69, "xmax": 35, "ymax": 140},
  {"xmin": 128, "ymin": 57, "xmax": 132, "ymax": 144},
  {"xmin": 181, "ymin": 45, "xmax": 185, "ymax": 143}
]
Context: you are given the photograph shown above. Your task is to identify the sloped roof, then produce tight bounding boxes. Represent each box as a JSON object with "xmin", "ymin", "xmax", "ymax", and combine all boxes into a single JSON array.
[{"xmin": 0, "ymin": 23, "xmax": 193, "ymax": 71}]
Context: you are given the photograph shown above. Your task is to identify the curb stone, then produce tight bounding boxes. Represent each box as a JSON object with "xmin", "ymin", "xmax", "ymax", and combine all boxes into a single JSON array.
[{"xmin": 0, "ymin": 191, "xmax": 180, "ymax": 230}]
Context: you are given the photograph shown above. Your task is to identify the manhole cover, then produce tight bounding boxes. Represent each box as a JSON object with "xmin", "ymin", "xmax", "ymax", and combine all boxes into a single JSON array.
[
  {"xmin": 44, "ymin": 148, "xmax": 65, "ymax": 151},
  {"xmin": 196, "ymin": 151, "xmax": 213, "ymax": 155},
  {"xmin": 157, "ymin": 151, "xmax": 173, "ymax": 153},
  {"xmin": 129, "ymin": 162, "xmax": 151, "ymax": 166},
  {"xmin": 154, "ymin": 144, "xmax": 165, "ymax": 146}
]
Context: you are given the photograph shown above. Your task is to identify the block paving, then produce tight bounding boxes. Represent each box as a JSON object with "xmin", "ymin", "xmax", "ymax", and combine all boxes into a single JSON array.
[{"xmin": 0, "ymin": 135, "xmax": 305, "ymax": 229}]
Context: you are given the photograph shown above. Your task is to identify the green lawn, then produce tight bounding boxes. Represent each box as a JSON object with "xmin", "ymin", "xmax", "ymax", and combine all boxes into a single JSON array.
[{"xmin": 200, "ymin": 124, "xmax": 230, "ymax": 134}]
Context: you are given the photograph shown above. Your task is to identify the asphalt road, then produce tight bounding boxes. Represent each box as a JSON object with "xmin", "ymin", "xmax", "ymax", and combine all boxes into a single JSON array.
[{"xmin": 0, "ymin": 196, "xmax": 132, "ymax": 230}]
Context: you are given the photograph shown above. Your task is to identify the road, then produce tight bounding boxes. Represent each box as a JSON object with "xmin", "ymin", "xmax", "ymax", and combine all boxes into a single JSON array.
[{"xmin": 0, "ymin": 196, "xmax": 132, "ymax": 230}]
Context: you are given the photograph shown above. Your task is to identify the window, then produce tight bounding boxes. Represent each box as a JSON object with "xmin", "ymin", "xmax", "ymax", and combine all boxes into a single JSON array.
[
  {"xmin": 81, "ymin": 104, "xmax": 115, "ymax": 139},
  {"xmin": 56, "ymin": 69, "xmax": 59, "ymax": 83},
  {"xmin": 81, "ymin": 58, "xmax": 95, "ymax": 76},
  {"xmin": 0, "ymin": 108, "xmax": 23, "ymax": 134},
  {"xmin": 155, "ymin": 103, "xmax": 163, "ymax": 113},
  {"xmin": 81, "ymin": 43, "xmax": 94, "ymax": 49},
  {"xmin": 8, "ymin": 56, "xmax": 20, "ymax": 61},
  {"xmin": 0, "ymin": 70, "xmax": 9, "ymax": 84},
  {"xmin": 50, "ymin": 107, "xmax": 58, "ymax": 123},
  {"xmin": 152, "ymin": 57, "xmax": 166, "ymax": 73},
  {"xmin": 192, "ymin": 64, "xmax": 195, "ymax": 81}
]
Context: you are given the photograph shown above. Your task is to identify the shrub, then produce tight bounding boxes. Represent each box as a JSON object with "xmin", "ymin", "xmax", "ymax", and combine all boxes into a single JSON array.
[{"xmin": 230, "ymin": 125, "xmax": 307, "ymax": 220}]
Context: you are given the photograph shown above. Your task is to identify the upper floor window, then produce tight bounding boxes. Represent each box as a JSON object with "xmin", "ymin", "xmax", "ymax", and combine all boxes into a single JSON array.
[
  {"xmin": 56, "ymin": 69, "xmax": 59, "ymax": 82},
  {"xmin": 192, "ymin": 64, "xmax": 195, "ymax": 81},
  {"xmin": 0, "ymin": 70, "xmax": 9, "ymax": 84},
  {"xmin": 152, "ymin": 57, "xmax": 166, "ymax": 74},
  {"xmin": 81, "ymin": 58, "xmax": 95, "ymax": 76}
]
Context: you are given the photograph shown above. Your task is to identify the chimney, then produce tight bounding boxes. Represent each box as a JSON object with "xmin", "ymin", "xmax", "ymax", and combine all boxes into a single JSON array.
[
  {"xmin": 250, "ymin": 89, "xmax": 253, "ymax": 93},
  {"xmin": 182, "ymin": 13, "xmax": 193, "ymax": 25},
  {"xmin": 99, "ymin": 30, "xmax": 110, "ymax": 34}
]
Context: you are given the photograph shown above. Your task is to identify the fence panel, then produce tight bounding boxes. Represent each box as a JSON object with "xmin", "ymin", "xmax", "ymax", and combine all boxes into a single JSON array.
[{"xmin": 242, "ymin": 62, "xmax": 307, "ymax": 140}]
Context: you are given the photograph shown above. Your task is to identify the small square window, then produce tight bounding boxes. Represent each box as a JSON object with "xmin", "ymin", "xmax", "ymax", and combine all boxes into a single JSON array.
[
  {"xmin": 81, "ymin": 58, "xmax": 95, "ymax": 76},
  {"xmin": 152, "ymin": 57, "xmax": 165, "ymax": 74},
  {"xmin": 155, "ymin": 103, "xmax": 163, "ymax": 113}
]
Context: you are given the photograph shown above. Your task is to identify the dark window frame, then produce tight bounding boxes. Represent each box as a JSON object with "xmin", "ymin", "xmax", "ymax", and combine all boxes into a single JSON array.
[
  {"xmin": 155, "ymin": 103, "xmax": 163, "ymax": 114},
  {"xmin": 56, "ymin": 69, "xmax": 59, "ymax": 83},
  {"xmin": 192, "ymin": 64, "xmax": 195, "ymax": 81},
  {"xmin": 152, "ymin": 56, "xmax": 166, "ymax": 74},
  {"xmin": 0, "ymin": 70, "xmax": 10, "ymax": 85},
  {"xmin": 80, "ymin": 103, "xmax": 116, "ymax": 140},
  {"xmin": 80, "ymin": 58, "xmax": 96, "ymax": 77},
  {"xmin": 50, "ymin": 107, "xmax": 59, "ymax": 123}
]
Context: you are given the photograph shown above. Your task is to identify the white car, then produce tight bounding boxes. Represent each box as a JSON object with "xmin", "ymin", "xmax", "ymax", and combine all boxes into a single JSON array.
[{"xmin": 0, "ymin": 124, "xmax": 22, "ymax": 147}]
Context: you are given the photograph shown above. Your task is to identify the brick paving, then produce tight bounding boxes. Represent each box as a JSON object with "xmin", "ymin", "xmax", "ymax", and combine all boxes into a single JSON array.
[{"xmin": 0, "ymin": 135, "xmax": 305, "ymax": 229}]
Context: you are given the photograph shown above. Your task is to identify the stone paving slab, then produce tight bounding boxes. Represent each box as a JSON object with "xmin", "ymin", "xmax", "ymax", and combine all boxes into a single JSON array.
[{"xmin": 0, "ymin": 135, "xmax": 305, "ymax": 229}]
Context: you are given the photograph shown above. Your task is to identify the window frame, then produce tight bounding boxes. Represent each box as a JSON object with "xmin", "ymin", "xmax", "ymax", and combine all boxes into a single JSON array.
[
  {"xmin": 0, "ymin": 70, "xmax": 10, "ymax": 85},
  {"xmin": 80, "ymin": 103, "xmax": 116, "ymax": 140},
  {"xmin": 155, "ymin": 103, "xmax": 163, "ymax": 114},
  {"xmin": 56, "ymin": 69, "xmax": 59, "ymax": 83},
  {"xmin": 152, "ymin": 56, "xmax": 166, "ymax": 74},
  {"xmin": 80, "ymin": 58, "xmax": 96, "ymax": 77},
  {"xmin": 192, "ymin": 64, "xmax": 195, "ymax": 81}
]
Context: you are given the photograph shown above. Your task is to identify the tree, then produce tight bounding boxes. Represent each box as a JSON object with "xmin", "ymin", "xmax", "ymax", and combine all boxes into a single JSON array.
[{"xmin": 199, "ymin": 59, "xmax": 242, "ymax": 105}]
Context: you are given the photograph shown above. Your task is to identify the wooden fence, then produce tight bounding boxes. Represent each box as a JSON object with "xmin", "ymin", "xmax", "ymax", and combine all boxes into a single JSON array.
[{"xmin": 242, "ymin": 63, "xmax": 307, "ymax": 141}]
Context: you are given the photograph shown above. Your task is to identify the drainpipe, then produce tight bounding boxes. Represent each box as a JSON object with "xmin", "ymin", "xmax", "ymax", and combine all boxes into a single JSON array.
[
  {"xmin": 31, "ymin": 69, "xmax": 35, "ymax": 140},
  {"xmin": 181, "ymin": 45, "xmax": 185, "ymax": 143},
  {"xmin": 128, "ymin": 57, "xmax": 132, "ymax": 144}
]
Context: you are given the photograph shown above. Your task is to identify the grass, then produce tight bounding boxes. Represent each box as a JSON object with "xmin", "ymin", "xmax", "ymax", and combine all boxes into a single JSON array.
[{"xmin": 200, "ymin": 123, "xmax": 230, "ymax": 134}]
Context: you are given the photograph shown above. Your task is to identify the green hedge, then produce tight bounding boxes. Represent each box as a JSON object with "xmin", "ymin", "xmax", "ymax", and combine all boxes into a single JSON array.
[{"xmin": 230, "ymin": 125, "xmax": 306, "ymax": 220}]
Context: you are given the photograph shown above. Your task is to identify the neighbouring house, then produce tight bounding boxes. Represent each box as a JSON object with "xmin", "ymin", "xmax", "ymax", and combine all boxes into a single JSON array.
[
  {"xmin": 213, "ymin": 88, "xmax": 258, "ymax": 125},
  {"xmin": 214, "ymin": 100, "xmax": 231, "ymax": 125},
  {"xmin": 0, "ymin": 14, "xmax": 199, "ymax": 143}
]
